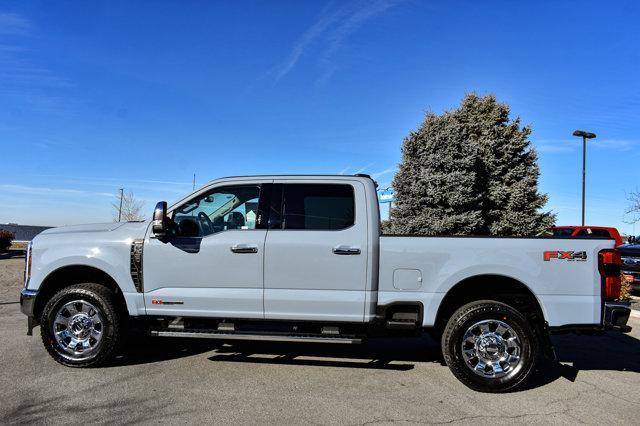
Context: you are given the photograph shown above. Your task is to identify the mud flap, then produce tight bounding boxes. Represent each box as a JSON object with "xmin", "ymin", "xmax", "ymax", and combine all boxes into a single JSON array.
[
  {"xmin": 540, "ymin": 321, "xmax": 557, "ymax": 361},
  {"xmin": 27, "ymin": 317, "xmax": 38, "ymax": 336}
]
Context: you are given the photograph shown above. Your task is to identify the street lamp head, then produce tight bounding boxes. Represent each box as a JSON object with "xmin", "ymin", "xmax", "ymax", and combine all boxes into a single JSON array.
[{"xmin": 573, "ymin": 130, "xmax": 596, "ymax": 139}]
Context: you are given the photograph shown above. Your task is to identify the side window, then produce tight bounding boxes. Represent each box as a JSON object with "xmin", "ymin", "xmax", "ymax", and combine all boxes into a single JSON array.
[
  {"xmin": 172, "ymin": 185, "xmax": 260, "ymax": 237},
  {"xmin": 281, "ymin": 184, "xmax": 354, "ymax": 230}
]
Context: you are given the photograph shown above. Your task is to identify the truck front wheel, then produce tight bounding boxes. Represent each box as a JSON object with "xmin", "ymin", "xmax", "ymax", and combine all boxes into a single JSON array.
[
  {"xmin": 40, "ymin": 283, "xmax": 124, "ymax": 367},
  {"xmin": 441, "ymin": 300, "xmax": 539, "ymax": 392}
]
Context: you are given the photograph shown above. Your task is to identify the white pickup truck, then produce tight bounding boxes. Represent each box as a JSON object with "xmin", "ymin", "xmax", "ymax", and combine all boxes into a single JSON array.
[{"xmin": 20, "ymin": 174, "xmax": 631, "ymax": 392}]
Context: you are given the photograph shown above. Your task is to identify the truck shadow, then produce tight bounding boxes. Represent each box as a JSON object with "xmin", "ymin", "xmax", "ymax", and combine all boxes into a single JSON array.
[
  {"xmin": 113, "ymin": 330, "xmax": 640, "ymax": 390},
  {"xmin": 204, "ymin": 331, "xmax": 640, "ymax": 389},
  {"xmin": 540, "ymin": 330, "xmax": 640, "ymax": 382},
  {"xmin": 206, "ymin": 335, "xmax": 440, "ymax": 371},
  {"xmin": 108, "ymin": 335, "xmax": 222, "ymax": 367}
]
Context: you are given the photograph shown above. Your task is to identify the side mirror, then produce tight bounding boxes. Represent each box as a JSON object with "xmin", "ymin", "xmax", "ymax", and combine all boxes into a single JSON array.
[
  {"xmin": 152, "ymin": 201, "xmax": 168, "ymax": 237},
  {"xmin": 629, "ymin": 235, "xmax": 636, "ymax": 244}
]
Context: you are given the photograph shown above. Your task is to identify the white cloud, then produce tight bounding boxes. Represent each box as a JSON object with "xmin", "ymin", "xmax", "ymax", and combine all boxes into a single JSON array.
[
  {"xmin": 273, "ymin": 0, "xmax": 398, "ymax": 83},
  {"xmin": 317, "ymin": 0, "xmax": 395, "ymax": 84},
  {"xmin": 592, "ymin": 139, "xmax": 639, "ymax": 152},
  {"xmin": 535, "ymin": 143, "xmax": 575, "ymax": 153},
  {"xmin": 0, "ymin": 183, "xmax": 114, "ymax": 198},
  {"xmin": 534, "ymin": 138, "xmax": 640, "ymax": 154},
  {"xmin": 370, "ymin": 168, "xmax": 395, "ymax": 179},
  {"xmin": 273, "ymin": 3, "xmax": 345, "ymax": 81},
  {"xmin": 0, "ymin": 12, "xmax": 32, "ymax": 35}
]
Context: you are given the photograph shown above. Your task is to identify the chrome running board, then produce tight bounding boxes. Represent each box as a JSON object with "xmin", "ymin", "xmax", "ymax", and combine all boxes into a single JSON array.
[{"xmin": 149, "ymin": 330, "xmax": 362, "ymax": 344}]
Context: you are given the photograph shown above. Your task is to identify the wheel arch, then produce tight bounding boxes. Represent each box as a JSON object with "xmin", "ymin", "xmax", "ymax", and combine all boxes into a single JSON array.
[
  {"xmin": 34, "ymin": 264, "xmax": 128, "ymax": 320},
  {"xmin": 434, "ymin": 274, "xmax": 547, "ymax": 332}
]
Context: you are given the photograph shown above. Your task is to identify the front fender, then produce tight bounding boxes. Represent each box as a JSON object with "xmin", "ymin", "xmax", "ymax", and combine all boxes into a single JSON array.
[{"xmin": 27, "ymin": 233, "xmax": 146, "ymax": 316}]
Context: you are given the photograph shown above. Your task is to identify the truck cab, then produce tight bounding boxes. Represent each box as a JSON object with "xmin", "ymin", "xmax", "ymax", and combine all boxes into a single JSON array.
[{"xmin": 144, "ymin": 176, "xmax": 378, "ymax": 322}]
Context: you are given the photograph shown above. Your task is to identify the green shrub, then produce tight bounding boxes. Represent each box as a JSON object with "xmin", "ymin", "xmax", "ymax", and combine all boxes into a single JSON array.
[{"xmin": 0, "ymin": 230, "xmax": 14, "ymax": 251}]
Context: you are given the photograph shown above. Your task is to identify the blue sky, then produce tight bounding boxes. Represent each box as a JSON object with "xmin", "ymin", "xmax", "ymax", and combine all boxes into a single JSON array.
[{"xmin": 1, "ymin": 0, "xmax": 639, "ymax": 234}]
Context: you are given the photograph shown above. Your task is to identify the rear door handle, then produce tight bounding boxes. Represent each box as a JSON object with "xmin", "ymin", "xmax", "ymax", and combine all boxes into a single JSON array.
[
  {"xmin": 332, "ymin": 245, "xmax": 361, "ymax": 255},
  {"xmin": 230, "ymin": 244, "xmax": 258, "ymax": 254}
]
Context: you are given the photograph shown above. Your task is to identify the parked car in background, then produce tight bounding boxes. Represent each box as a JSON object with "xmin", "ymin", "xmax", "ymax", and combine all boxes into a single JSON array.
[
  {"xmin": 551, "ymin": 226, "xmax": 624, "ymax": 246},
  {"xmin": 620, "ymin": 235, "xmax": 640, "ymax": 292}
]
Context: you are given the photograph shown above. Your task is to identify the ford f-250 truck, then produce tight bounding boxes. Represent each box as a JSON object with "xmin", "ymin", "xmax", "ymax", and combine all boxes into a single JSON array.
[{"xmin": 20, "ymin": 174, "xmax": 631, "ymax": 392}]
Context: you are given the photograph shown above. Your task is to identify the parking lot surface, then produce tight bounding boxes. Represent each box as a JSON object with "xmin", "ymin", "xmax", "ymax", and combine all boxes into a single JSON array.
[{"xmin": 1, "ymin": 257, "xmax": 639, "ymax": 424}]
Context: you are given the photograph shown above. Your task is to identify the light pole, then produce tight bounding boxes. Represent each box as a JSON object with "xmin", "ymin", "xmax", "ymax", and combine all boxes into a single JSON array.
[
  {"xmin": 572, "ymin": 130, "xmax": 596, "ymax": 226},
  {"xmin": 118, "ymin": 188, "xmax": 124, "ymax": 222}
]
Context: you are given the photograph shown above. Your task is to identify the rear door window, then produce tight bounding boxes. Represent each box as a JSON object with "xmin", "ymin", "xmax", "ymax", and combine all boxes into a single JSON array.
[{"xmin": 279, "ymin": 184, "xmax": 355, "ymax": 230}]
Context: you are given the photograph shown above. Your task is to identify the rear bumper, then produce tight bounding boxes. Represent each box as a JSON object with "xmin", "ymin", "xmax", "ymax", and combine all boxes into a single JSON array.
[
  {"xmin": 550, "ymin": 301, "xmax": 632, "ymax": 334},
  {"xmin": 604, "ymin": 301, "xmax": 631, "ymax": 332}
]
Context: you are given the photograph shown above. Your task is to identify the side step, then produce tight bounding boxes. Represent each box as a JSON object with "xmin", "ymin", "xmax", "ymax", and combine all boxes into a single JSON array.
[{"xmin": 149, "ymin": 330, "xmax": 363, "ymax": 344}]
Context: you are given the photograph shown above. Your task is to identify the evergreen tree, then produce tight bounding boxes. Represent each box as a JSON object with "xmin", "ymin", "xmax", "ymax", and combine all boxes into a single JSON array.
[{"xmin": 389, "ymin": 93, "xmax": 554, "ymax": 236}]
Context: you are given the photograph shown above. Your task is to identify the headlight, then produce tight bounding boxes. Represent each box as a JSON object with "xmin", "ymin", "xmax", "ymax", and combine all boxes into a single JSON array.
[{"xmin": 24, "ymin": 242, "xmax": 32, "ymax": 288}]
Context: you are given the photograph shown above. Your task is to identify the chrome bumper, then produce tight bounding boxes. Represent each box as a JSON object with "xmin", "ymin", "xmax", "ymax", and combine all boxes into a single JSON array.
[
  {"xmin": 20, "ymin": 289, "xmax": 38, "ymax": 336},
  {"xmin": 604, "ymin": 301, "xmax": 632, "ymax": 333}
]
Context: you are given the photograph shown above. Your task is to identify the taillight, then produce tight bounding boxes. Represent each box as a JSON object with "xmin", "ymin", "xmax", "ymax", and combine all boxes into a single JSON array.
[{"xmin": 598, "ymin": 249, "xmax": 621, "ymax": 301}]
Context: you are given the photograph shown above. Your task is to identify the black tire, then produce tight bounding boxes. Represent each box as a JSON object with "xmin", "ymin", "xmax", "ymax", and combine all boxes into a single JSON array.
[
  {"xmin": 441, "ymin": 300, "xmax": 539, "ymax": 393},
  {"xmin": 40, "ymin": 283, "xmax": 124, "ymax": 367}
]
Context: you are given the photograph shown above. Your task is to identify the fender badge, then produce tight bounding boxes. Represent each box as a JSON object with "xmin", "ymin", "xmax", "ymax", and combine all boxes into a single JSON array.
[
  {"xmin": 151, "ymin": 299, "xmax": 184, "ymax": 305},
  {"xmin": 543, "ymin": 251, "xmax": 587, "ymax": 262}
]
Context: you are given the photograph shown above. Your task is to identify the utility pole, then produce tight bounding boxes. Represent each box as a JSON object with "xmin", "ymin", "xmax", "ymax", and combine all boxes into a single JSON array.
[
  {"xmin": 193, "ymin": 173, "xmax": 196, "ymax": 191},
  {"xmin": 572, "ymin": 130, "xmax": 596, "ymax": 226},
  {"xmin": 118, "ymin": 188, "xmax": 124, "ymax": 222}
]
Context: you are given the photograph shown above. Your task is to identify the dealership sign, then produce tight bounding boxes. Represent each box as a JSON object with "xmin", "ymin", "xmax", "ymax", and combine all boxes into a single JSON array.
[{"xmin": 378, "ymin": 189, "xmax": 394, "ymax": 203}]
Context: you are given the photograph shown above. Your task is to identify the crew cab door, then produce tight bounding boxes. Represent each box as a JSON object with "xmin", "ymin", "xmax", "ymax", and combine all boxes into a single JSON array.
[
  {"xmin": 263, "ymin": 180, "xmax": 369, "ymax": 321},
  {"xmin": 142, "ymin": 181, "xmax": 269, "ymax": 318}
]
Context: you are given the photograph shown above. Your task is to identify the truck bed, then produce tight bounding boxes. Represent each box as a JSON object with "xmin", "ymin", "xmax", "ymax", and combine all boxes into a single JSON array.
[{"xmin": 378, "ymin": 235, "xmax": 615, "ymax": 327}]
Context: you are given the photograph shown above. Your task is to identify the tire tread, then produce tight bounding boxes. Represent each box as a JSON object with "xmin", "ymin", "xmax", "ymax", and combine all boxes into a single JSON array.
[
  {"xmin": 40, "ymin": 282, "xmax": 123, "ymax": 367},
  {"xmin": 441, "ymin": 300, "xmax": 539, "ymax": 393}
]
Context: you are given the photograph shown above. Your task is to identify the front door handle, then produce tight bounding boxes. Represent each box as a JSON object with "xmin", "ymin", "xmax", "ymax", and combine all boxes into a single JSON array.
[
  {"xmin": 332, "ymin": 245, "xmax": 361, "ymax": 255},
  {"xmin": 230, "ymin": 244, "xmax": 258, "ymax": 254}
]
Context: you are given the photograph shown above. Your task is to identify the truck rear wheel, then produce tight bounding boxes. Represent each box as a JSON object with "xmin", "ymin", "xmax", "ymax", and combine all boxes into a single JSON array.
[
  {"xmin": 441, "ymin": 300, "xmax": 539, "ymax": 392},
  {"xmin": 40, "ymin": 283, "xmax": 123, "ymax": 367}
]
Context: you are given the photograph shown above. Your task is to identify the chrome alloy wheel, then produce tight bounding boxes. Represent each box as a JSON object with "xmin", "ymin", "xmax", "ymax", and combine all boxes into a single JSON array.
[
  {"xmin": 461, "ymin": 319, "xmax": 522, "ymax": 379},
  {"xmin": 52, "ymin": 300, "xmax": 104, "ymax": 359}
]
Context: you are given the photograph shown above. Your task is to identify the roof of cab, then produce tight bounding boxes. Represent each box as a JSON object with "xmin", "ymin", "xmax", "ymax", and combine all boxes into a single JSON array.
[{"xmin": 203, "ymin": 174, "xmax": 376, "ymax": 186}]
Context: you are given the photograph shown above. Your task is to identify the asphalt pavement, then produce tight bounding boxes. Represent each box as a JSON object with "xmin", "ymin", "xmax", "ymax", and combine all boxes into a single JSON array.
[{"xmin": 1, "ymin": 257, "xmax": 639, "ymax": 424}]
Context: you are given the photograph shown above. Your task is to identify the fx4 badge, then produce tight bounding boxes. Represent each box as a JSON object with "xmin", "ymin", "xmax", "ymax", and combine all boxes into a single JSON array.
[{"xmin": 543, "ymin": 251, "xmax": 587, "ymax": 262}]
